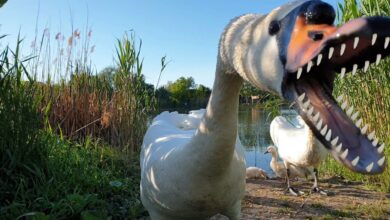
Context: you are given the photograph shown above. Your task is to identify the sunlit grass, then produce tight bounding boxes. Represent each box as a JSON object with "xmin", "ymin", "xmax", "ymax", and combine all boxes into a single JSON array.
[
  {"xmin": 320, "ymin": 0, "xmax": 390, "ymax": 192},
  {"xmin": 0, "ymin": 28, "xmax": 153, "ymax": 218}
]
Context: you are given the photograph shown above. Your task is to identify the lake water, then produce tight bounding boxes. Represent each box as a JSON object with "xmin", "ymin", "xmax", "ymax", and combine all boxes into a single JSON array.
[{"xmin": 238, "ymin": 105, "xmax": 297, "ymax": 175}]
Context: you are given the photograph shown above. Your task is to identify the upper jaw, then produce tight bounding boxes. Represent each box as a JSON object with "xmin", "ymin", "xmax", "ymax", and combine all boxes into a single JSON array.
[
  {"xmin": 280, "ymin": 16, "xmax": 390, "ymax": 174},
  {"xmin": 285, "ymin": 16, "xmax": 390, "ymax": 75}
]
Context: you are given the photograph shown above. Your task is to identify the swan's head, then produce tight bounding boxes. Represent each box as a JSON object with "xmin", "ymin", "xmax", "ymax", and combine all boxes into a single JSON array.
[
  {"xmin": 238, "ymin": 0, "xmax": 389, "ymax": 174},
  {"xmin": 264, "ymin": 145, "xmax": 277, "ymax": 156}
]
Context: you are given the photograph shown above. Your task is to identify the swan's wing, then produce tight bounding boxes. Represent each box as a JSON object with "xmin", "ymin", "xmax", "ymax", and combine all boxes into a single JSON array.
[
  {"xmin": 270, "ymin": 115, "xmax": 316, "ymax": 165},
  {"xmin": 270, "ymin": 116, "xmax": 307, "ymax": 147}
]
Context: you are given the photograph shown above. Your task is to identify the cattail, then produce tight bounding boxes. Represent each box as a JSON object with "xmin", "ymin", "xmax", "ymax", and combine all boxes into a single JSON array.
[
  {"xmin": 90, "ymin": 45, "xmax": 95, "ymax": 53},
  {"xmin": 68, "ymin": 36, "xmax": 73, "ymax": 46},
  {"xmin": 55, "ymin": 32, "xmax": 61, "ymax": 40},
  {"xmin": 73, "ymin": 29, "xmax": 80, "ymax": 39}
]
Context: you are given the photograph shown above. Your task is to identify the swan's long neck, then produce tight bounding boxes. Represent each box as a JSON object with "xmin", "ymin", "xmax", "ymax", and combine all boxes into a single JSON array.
[
  {"xmin": 185, "ymin": 60, "xmax": 243, "ymax": 175},
  {"xmin": 270, "ymin": 151, "xmax": 278, "ymax": 164},
  {"xmin": 184, "ymin": 14, "xmax": 268, "ymax": 175}
]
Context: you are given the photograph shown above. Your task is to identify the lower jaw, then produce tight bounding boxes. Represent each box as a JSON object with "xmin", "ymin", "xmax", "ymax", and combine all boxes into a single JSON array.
[{"xmin": 283, "ymin": 75, "xmax": 385, "ymax": 174}]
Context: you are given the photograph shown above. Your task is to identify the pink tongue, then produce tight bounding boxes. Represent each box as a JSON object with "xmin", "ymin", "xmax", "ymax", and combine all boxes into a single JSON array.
[{"xmin": 297, "ymin": 78, "xmax": 360, "ymax": 148}]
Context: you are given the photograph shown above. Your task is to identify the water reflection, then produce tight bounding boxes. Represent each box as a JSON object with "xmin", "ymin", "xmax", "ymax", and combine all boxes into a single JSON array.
[{"xmin": 238, "ymin": 105, "xmax": 297, "ymax": 176}]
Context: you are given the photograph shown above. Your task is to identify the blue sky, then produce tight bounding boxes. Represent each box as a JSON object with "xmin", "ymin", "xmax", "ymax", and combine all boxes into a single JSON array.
[{"xmin": 0, "ymin": 0, "xmax": 337, "ymax": 87}]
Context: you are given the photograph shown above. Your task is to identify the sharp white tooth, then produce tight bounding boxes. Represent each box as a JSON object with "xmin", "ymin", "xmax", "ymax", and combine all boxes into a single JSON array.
[
  {"xmin": 298, "ymin": 93, "xmax": 306, "ymax": 102},
  {"xmin": 317, "ymin": 54, "xmax": 323, "ymax": 66},
  {"xmin": 353, "ymin": 37, "xmax": 359, "ymax": 49},
  {"xmin": 352, "ymin": 64, "xmax": 358, "ymax": 75},
  {"xmin": 340, "ymin": 43, "xmax": 346, "ymax": 56},
  {"xmin": 355, "ymin": 118, "xmax": 362, "ymax": 128},
  {"xmin": 336, "ymin": 94, "xmax": 344, "ymax": 102},
  {"xmin": 308, "ymin": 106, "xmax": 314, "ymax": 116},
  {"xmin": 307, "ymin": 61, "xmax": 313, "ymax": 72},
  {"xmin": 372, "ymin": 138, "xmax": 379, "ymax": 147},
  {"xmin": 378, "ymin": 144, "xmax": 385, "ymax": 154},
  {"xmin": 361, "ymin": 124, "xmax": 368, "ymax": 134},
  {"xmin": 385, "ymin": 37, "xmax": 390, "ymax": 49},
  {"xmin": 297, "ymin": 68, "xmax": 303, "ymax": 79},
  {"xmin": 303, "ymin": 100, "xmax": 311, "ymax": 109},
  {"xmin": 368, "ymin": 131, "xmax": 375, "ymax": 140},
  {"xmin": 321, "ymin": 124, "xmax": 328, "ymax": 136},
  {"xmin": 340, "ymin": 67, "xmax": 346, "ymax": 78},
  {"xmin": 313, "ymin": 112, "xmax": 320, "ymax": 122},
  {"xmin": 347, "ymin": 106, "xmax": 354, "ymax": 117},
  {"xmin": 366, "ymin": 162, "xmax": 374, "ymax": 172},
  {"xmin": 325, "ymin": 129, "xmax": 332, "ymax": 141},
  {"xmin": 341, "ymin": 100, "xmax": 348, "ymax": 110},
  {"xmin": 371, "ymin": 33, "xmax": 377, "ymax": 45},
  {"xmin": 331, "ymin": 136, "xmax": 339, "ymax": 146},
  {"xmin": 341, "ymin": 148, "xmax": 349, "ymax": 159},
  {"xmin": 351, "ymin": 156, "xmax": 360, "ymax": 166},
  {"xmin": 364, "ymin": 61, "xmax": 370, "ymax": 72},
  {"xmin": 378, "ymin": 156, "xmax": 385, "ymax": 166},
  {"xmin": 351, "ymin": 112, "xmax": 359, "ymax": 121},
  {"xmin": 316, "ymin": 119, "xmax": 323, "ymax": 130},
  {"xmin": 328, "ymin": 47, "xmax": 334, "ymax": 59},
  {"xmin": 376, "ymin": 54, "xmax": 382, "ymax": 65},
  {"xmin": 335, "ymin": 143, "xmax": 342, "ymax": 153}
]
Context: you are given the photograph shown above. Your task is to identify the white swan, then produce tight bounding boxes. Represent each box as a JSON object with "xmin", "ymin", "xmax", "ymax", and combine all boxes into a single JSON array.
[
  {"xmin": 265, "ymin": 145, "xmax": 311, "ymax": 180},
  {"xmin": 270, "ymin": 115, "xmax": 328, "ymax": 195},
  {"xmin": 141, "ymin": 0, "xmax": 388, "ymax": 218},
  {"xmin": 246, "ymin": 166, "xmax": 269, "ymax": 179}
]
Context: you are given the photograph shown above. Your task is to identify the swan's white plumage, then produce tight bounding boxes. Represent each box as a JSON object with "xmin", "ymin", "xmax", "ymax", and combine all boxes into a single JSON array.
[
  {"xmin": 266, "ymin": 145, "xmax": 312, "ymax": 179},
  {"xmin": 270, "ymin": 115, "xmax": 328, "ymax": 168},
  {"xmin": 141, "ymin": 1, "xmax": 317, "ymax": 218},
  {"xmin": 270, "ymin": 115, "xmax": 328, "ymax": 193},
  {"xmin": 141, "ymin": 107, "xmax": 246, "ymax": 219}
]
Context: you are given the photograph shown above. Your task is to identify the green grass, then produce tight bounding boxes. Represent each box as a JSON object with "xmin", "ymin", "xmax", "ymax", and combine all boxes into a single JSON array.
[
  {"xmin": 320, "ymin": 0, "xmax": 390, "ymax": 193},
  {"xmin": 0, "ymin": 31, "xmax": 150, "ymax": 218},
  {"xmin": 1, "ymin": 133, "xmax": 147, "ymax": 219}
]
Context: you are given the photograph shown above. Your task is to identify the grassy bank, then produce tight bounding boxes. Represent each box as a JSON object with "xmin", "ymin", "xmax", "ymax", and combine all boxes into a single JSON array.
[
  {"xmin": 0, "ymin": 31, "xmax": 151, "ymax": 218},
  {"xmin": 320, "ymin": 0, "xmax": 390, "ymax": 192},
  {"xmin": 1, "ymin": 134, "xmax": 147, "ymax": 219}
]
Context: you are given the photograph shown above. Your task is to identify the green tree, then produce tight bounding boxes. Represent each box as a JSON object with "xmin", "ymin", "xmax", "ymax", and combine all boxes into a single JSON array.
[
  {"xmin": 167, "ymin": 76, "xmax": 195, "ymax": 104},
  {"xmin": 0, "ymin": 0, "xmax": 7, "ymax": 8},
  {"xmin": 195, "ymin": 84, "xmax": 211, "ymax": 99},
  {"xmin": 240, "ymin": 82, "xmax": 262, "ymax": 103},
  {"xmin": 98, "ymin": 66, "xmax": 117, "ymax": 86}
]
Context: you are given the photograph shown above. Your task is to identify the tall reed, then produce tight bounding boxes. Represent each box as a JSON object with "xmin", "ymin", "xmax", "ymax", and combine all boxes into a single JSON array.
[
  {"xmin": 321, "ymin": 0, "xmax": 390, "ymax": 192},
  {"xmin": 0, "ymin": 36, "xmax": 51, "ymax": 214},
  {"xmin": 0, "ymin": 31, "xmax": 151, "ymax": 219},
  {"xmin": 28, "ymin": 25, "xmax": 155, "ymax": 155}
]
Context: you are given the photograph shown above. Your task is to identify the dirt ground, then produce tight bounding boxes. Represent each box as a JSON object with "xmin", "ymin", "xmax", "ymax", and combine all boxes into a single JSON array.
[
  {"xmin": 240, "ymin": 176, "xmax": 390, "ymax": 219},
  {"xmin": 142, "ymin": 176, "xmax": 390, "ymax": 219}
]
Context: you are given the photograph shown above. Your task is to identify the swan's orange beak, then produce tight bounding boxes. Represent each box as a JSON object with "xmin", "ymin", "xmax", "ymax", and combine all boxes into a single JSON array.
[
  {"xmin": 281, "ymin": 10, "xmax": 390, "ymax": 174},
  {"xmin": 286, "ymin": 15, "xmax": 337, "ymax": 70}
]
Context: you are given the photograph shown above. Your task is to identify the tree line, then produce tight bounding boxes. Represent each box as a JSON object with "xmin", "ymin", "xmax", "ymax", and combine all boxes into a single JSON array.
[{"xmin": 98, "ymin": 67, "xmax": 274, "ymax": 110}]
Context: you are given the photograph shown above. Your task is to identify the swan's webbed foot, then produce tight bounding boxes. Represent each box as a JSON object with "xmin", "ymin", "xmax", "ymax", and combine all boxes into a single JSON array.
[
  {"xmin": 285, "ymin": 187, "xmax": 305, "ymax": 196},
  {"xmin": 312, "ymin": 187, "xmax": 330, "ymax": 196}
]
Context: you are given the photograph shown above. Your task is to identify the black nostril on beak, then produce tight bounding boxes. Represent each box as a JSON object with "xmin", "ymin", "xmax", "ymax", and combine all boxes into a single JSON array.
[
  {"xmin": 308, "ymin": 31, "xmax": 324, "ymax": 41},
  {"xmin": 305, "ymin": 1, "xmax": 335, "ymax": 25}
]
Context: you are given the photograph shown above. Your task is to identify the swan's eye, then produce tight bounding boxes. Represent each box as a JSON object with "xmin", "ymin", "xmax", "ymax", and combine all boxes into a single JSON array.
[{"xmin": 268, "ymin": 20, "xmax": 280, "ymax": 35}]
